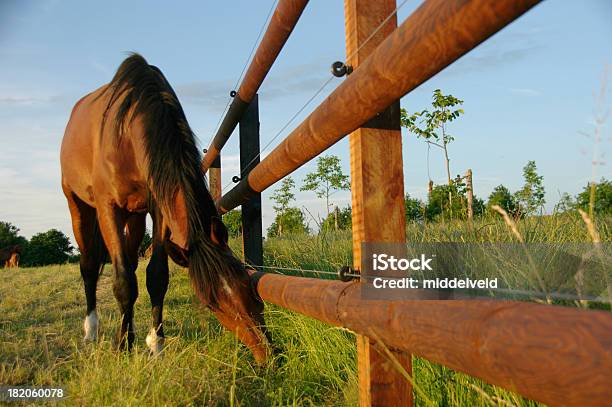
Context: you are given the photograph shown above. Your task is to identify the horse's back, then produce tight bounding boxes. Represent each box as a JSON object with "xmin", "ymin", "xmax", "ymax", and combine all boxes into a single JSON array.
[{"xmin": 60, "ymin": 85, "xmax": 109, "ymax": 206}]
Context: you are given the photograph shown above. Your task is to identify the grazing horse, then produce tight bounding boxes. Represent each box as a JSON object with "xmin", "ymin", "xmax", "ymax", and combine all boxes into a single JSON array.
[
  {"xmin": 60, "ymin": 54, "xmax": 270, "ymax": 362},
  {"xmin": 8, "ymin": 252, "xmax": 20, "ymax": 268},
  {"xmin": 0, "ymin": 245, "xmax": 22, "ymax": 268}
]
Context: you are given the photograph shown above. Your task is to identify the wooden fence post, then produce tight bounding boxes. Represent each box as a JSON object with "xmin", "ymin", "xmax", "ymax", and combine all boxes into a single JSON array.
[
  {"xmin": 209, "ymin": 155, "xmax": 222, "ymax": 202},
  {"xmin": 466, "ymin": 169, "xmax": 473, "ymax": 221},
  {"xmin": 345, "ymin": 1, "xmax": 412, "ymax": 405},
  {"xmin": 239, "ymin": 94, "xmax": 264, "ymax": 267}
]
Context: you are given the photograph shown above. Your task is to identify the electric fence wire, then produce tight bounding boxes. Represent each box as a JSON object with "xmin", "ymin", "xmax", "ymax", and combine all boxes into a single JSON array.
[
  {"xmin": 220, "ymin": 75, "xmax": 335, "ymax": 194},
  {"xmin": 220, "ymin": 0, "xmax": 413, "ymax": 195},
  {"xmin": 244, "ymin": 263, "xmax": 610, "ymax": 303},
  {"xmin": 205, "ymin": 0, "xmax": 278, "ymax": 148},
  {"xmin": 243, "ymin": 263, "xmax": 360, "ymax": 279}
]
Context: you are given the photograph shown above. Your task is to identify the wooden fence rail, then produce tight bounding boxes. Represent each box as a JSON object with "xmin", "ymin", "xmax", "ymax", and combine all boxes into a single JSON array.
[
  {"xmin": 201, "ymin": 0, "xmax": 309, "ymax": 172},
  {"xmin": 218, "ymin": 0, "xmax": 540, "ymax": 213},
  {"xmin": 251, "ymin": 272, "xmax": 612, "ymax": 406}
]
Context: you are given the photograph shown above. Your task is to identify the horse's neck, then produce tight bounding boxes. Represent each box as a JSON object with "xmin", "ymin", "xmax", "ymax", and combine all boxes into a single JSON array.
[{"xmin": 162, "ymin": 187, "xmax": 191, "ymax": 251}]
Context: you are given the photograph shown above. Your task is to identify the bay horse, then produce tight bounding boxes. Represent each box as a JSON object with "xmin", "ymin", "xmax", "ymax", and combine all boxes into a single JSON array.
[
  {"xmin": 60, "ymin": 54, "xmax": 270, "ymax": 362},
  {"xmin": 0, "ymin": 245, "xmax": 22, "ymax": 268},
  {"xmin": 7, "ymin": 252, "xmax": 20, "ymax": 268}
]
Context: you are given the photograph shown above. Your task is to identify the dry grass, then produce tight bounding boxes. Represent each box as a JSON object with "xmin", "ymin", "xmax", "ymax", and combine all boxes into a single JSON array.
[{"xmin": 0, "ymin": 213, "xmax": 609, "ymax": 405}]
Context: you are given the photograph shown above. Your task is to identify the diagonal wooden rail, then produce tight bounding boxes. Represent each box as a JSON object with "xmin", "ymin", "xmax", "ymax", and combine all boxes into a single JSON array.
[
  {"xmin": 251, "ymin": 272, "xmax": 612, "ymax": 406},
  {"xmin": 218, "ymin": 0, "xmax": 541, "ymax": 213},
  {"xmin": 201, "ymin": 0, "xmax": 309, "ymax": 173}
]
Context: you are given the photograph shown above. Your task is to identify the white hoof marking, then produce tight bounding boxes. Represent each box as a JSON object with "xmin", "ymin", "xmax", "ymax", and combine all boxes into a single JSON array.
[
  {"xmin": 83, "ymin": 310, "xmax": 98, "ymax": 342},
  {"xmin": 146, "ymin": 328, "xmax": 165, "ymax": 355}
]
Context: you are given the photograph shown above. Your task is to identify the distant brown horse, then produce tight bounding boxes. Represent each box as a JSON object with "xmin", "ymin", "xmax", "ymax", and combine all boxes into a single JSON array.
[
  {"xmin": 8, "ymin": 252, "xmax": 20, "ymax": 268},
  {"xmin": 60, "ymin": 54, "xmax": 270, "ymax": 362},
  {"xmin": 0, "ymin": 245, "xmax": 22, "ymax": 268}
]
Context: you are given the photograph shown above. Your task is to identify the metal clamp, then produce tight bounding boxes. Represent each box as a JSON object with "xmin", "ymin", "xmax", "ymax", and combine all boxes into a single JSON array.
[
  {"xmin": 338, "ymin": 266, "xmax": 359, "ymax": 282},
  {"xmin": 331, "ymin": 61, "xmax": 353, "ymax": 77}
]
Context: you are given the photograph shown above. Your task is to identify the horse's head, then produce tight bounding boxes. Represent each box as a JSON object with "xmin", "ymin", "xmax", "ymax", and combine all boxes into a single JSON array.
[
  {"xmin": 160, "ymin": 189, "xmax": 271, "ymax": 365},
  {"xmin": 202, "ymin": 216, "xmax": 272, "ymax": 365}
]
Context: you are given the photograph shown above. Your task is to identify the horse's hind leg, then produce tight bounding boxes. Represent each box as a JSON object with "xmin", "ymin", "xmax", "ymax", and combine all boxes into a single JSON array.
[
  {"xmin": 144, "ymin": 207, "xmax": 169, "ymax": 354},
  {"xmin": 124, "ymin": 212, "xmax": 146, "ymax": 338},
  {"xmin": 96, "ymin": 205, "xmax": 141, "ymax": 350},
  {"xmin": 64, "ymin": 190, "xmax": 106, "ymax": 342}
]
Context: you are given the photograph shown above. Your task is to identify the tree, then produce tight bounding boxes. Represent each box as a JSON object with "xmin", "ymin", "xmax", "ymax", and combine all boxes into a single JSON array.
[
  {"xmin": 405, "ymin": 194, "xmax": 425, "ymax": 222},
  {"xmin": 575, "ymin": 178, "xmax": 612, "ymax": 215},
  {"xmin": 0, "ymin": 221, "xmax": 27, "ymax": 249},
  {"xmin": 554, "ymin": 192, "xmax": 575, "ymax": 214},
  {"xmin": 472, "ymin": 197, "xmax": 486, "ymax": 217},
  {"xmin": 267, "ymin": 208, "xmax": 309, "ymax": 238},
  {"xmin": 425, "ymin": 181, "xmax": 484, "ymax": 221},
  {"xmin": 426, "ymin": 184, "xmax": 463, "ymax": 220},
  {"xmin": 401, "ymin": 89, "xmax": 464, "ymax": 188},
  {"xmin": 223, "ymin": 209, "xmax": 242, "ymax": 238},
  {"xmin": 301, "ymin": 155, "xmax": 350, "ymax": 220},
  {"xmin": 321, "ymin": 206, "xmax": 352, "ymax": 232},
  {"xmin": 487, "ymin": 185, "xmax": 518, "ymax": 216},
  {"xmin": 24, "ymin": 229, "xmax": 73, "ymax": 266},
  {"xmin": 515, "ymin": 160, "xmax": 545, "ymax": 216},
  {"xmin": 271, "ymin": 177, "xmax": 297, "ymax": 236},
  {"xmin": 138, "ymin": 228, "xmax": 152, "ymax": 257}
]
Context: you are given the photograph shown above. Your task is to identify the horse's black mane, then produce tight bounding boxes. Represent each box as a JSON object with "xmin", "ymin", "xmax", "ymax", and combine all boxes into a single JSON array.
[{"xmin": 102, "ymin": 53, "xmax": 240, "ymax": 307}]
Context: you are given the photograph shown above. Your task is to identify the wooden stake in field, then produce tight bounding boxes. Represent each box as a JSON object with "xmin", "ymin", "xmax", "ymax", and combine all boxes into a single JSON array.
[
  {"xmin": 466, "ymin": 168, "xmax": 473, "ymax": 221},
  {"xmin": 345, "ymin": 0, "xmax": 412, "ymax": 405}
]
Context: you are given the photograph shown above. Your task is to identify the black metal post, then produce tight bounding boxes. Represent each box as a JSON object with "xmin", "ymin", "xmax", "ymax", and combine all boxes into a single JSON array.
[{"xmin": 238, "ymin": 94, "xmax": 263, "ymax": 267}]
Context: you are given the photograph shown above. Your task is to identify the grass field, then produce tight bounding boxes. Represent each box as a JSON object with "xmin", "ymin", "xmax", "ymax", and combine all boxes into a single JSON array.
[{"xmin": 1, "ymin": 214, "xmax": 609, "ymax": 406}]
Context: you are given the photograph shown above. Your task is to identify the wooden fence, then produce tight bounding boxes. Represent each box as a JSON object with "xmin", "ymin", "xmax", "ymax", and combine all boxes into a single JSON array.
[{"xmin": 202, "ymin": 1, "xmax": 612, "ymax": 405}]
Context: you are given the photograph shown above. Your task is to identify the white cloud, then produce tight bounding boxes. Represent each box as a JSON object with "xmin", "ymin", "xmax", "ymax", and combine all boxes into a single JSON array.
[{"xmin": 509, "ymin": 87, "xmax": 542, "ymax": 96}]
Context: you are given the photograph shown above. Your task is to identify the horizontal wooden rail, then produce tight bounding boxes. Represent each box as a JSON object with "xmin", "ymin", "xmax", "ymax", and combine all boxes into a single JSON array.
[
  {"xmin": 251, "ymin": 272, "xmax": 612, "ymax": 406},
  {"xmin": 218, "ymin": 0, "xmax": 540, "ymax": 213},
  {"xmin": 202, "ymin": 0, "xmax": 309, "ymax": 172}
]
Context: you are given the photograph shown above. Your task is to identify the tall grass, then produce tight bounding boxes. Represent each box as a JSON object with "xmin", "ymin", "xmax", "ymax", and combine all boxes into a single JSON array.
[
  {"xmin": 0, "ymin": 213, "xmax": 608, "ymax": 405},
  {"xmin": 0, "ymin": 263, "xmax": 357, "ymax": 406}
]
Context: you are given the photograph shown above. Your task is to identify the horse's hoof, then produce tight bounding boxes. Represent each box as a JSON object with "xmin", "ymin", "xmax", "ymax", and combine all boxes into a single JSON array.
[
  {"xmin": 83, "ymin": 311, "xmax": 98, "ymax": 342},
  {"xmin": 114, "ymin": 329, "xmax": 135, "ymax": 351},
  {"xmin": 146, "ymin": 328, "xmax": 165, "ymax": 355}
]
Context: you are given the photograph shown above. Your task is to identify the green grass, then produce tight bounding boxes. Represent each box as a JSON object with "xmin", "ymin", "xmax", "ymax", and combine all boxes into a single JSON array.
[{"xmin": 1, "ymin": 214, "xmax": 609, "ymax": 406}]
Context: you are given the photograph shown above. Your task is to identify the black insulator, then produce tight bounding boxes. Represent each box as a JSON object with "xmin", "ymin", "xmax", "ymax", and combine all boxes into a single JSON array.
[
  {"xmin": 338, "ymin": 265, "xmax": 358, "ymax": 282},
  {"xmin": 331, "ymin": 61, "xmax": 352, "ymax": 77}
]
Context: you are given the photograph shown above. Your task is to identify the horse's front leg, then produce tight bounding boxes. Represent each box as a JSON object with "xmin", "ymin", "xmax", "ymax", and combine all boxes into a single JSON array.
[
  {"xmin": 97, "ymin": 204, "xmax": 140, "ymax": 350},
  {"xmin": 145, "ymin": 211, "xmax": 169, "ymax": 355}
]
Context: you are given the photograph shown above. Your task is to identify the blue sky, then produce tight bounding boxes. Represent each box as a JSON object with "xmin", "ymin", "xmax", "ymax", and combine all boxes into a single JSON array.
[{"xmin": 0, "ymin": 0, "xmax": 610, "ymax": 241}]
